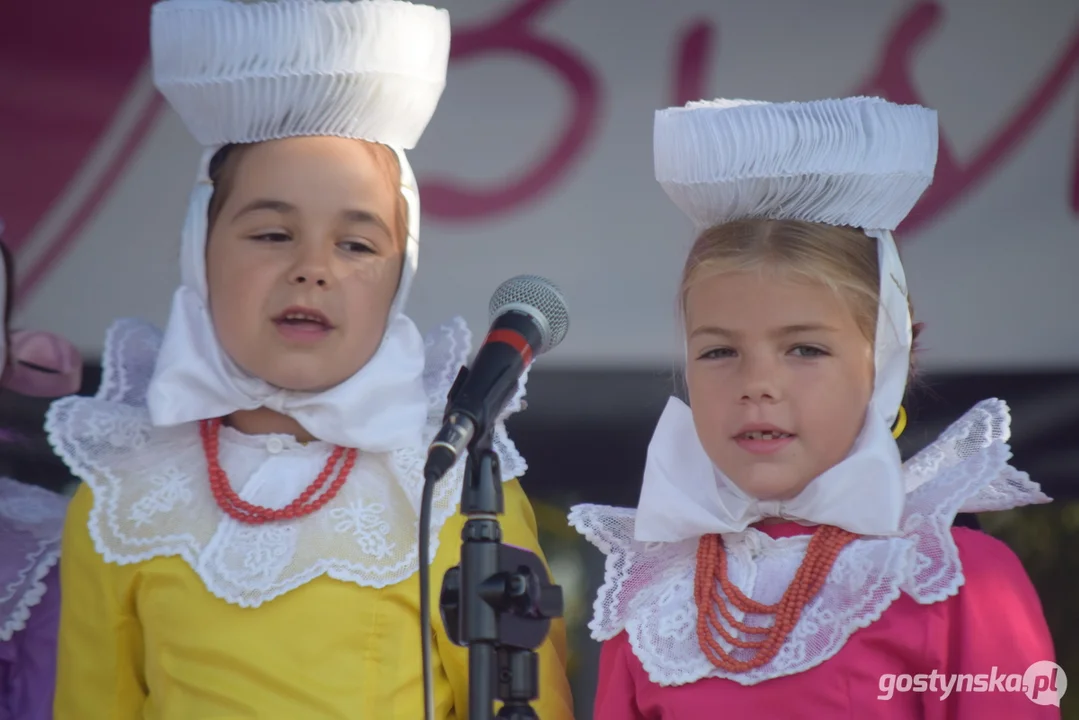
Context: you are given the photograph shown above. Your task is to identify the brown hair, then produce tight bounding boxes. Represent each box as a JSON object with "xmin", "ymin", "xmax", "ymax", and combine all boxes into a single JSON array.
[
  {"xmin": 206, "ymin": 140, "xmax": 410, "ymax": 247},
  {"xmin": 680, "ymin": 219, "xmax": 924, "ymax": 384}
]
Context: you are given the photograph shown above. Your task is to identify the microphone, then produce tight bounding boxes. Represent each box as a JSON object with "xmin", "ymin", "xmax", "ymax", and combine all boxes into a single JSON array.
[{"xmin": 424, "ymin": 275, "xmax": 569, "ymax": 482}]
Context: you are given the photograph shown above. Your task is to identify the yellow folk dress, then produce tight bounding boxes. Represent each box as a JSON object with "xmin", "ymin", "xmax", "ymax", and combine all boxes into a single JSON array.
[{"xmin": 47, "ymin": 317, "xmax": 574, "ymax": 719}]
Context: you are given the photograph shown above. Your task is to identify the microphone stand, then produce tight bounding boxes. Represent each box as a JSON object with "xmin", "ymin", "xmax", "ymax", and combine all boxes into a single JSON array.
[{"xmin": 439, "ymin": 427, "xmax": 564, "ymax": 720}]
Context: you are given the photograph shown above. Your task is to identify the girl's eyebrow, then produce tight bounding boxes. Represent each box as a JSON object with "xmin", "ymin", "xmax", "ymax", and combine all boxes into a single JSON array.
[
  {"xmin": 339, "ymin": 209, "xmax": 392, "ymax": 238},
  {"xmin": 689, "ymin": 323, "xmax": 839, "ymax": 340},
  {"xmin": 232, "ymin": 200, "xmax": 392, "ymax": 238},
  {"xmin": 231, "ymin": 198, "xmax": 294, "ymax": 221}
]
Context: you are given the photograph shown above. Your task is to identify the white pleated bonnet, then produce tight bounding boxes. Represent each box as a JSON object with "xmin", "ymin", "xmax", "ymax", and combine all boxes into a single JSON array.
[
  {"xmin": 654, "ymin": 96, "xmax": 939, "ymax": 425},
  {"xmin": 144, "ymin": 0, "xmax": 453, "ymax": 450},
  {"xmin": 152, "ymin": 0, "xmax": 448, "ymax": 151}
]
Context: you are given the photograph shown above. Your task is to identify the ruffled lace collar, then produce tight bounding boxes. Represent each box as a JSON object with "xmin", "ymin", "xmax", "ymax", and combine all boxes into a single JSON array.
[
  {"xmin": 0, "ymin": 477, "xmax": 68, "ymax": 641},
  {"xmin": 568, "ymin": 400, "xmax": 1051, "ymax": 686},
  {"xmin": 45, "ymin": 317, "xmax": 527, "ymax": 608}
]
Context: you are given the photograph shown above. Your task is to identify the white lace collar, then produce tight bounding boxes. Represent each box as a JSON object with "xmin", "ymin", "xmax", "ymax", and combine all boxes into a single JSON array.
[
  {"xmin": 568, "ymin": 400, "xmax": 1051, "ymax": 686},
  {"xmin": 45, "ymin": 316, "xmax": 527, "ymax": 608},
  {"xmin": 0, "ymin": 477, "xmax": 68, "ymax": 641}
]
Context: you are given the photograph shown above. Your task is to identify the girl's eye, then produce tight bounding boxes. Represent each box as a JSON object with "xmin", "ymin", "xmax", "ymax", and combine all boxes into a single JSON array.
[
  {"xmin": 697, "ymin": 347, "xmax": 736, "ymax": 360},
  {"xmin": 790, "ymin": 345, "xmax": 829, "ymax": 358},
  {"xmin": 340, "ymin": 240, "xmax": 376, "ymax": 254},
  {"xmin": 251, "ymin": 232, "xmax": 290, "ymax": 243}
]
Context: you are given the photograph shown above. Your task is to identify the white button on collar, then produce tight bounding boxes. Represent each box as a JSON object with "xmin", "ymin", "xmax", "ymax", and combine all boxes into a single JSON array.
[{"xmin": 266, "ymin": 437, "xmax": 285, "ymax": 454}]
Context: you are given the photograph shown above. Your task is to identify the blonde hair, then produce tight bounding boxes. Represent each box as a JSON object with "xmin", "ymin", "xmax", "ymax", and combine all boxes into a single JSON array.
[{"xmin": 680, "ymin": 219, "xmax": 922, "ymax": 379}]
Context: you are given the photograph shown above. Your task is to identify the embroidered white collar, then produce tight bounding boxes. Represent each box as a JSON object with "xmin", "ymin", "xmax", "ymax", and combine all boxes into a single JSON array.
[
  {"xmin": 46, "ymin": 316, "xmax": 527, "ymax": 608},
  {"xmin": 569, "ymin": 400, "xmax": 1050, "ymax": 686}
]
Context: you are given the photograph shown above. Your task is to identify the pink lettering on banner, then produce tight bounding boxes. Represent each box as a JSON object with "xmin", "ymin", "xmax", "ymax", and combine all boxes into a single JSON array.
[
  {"xmin": 418, "ymin": 0, "xmax": 601, "ymax": 222},
  {"xmin": 672, "ymin": 20, "xmax": 715, "ymax": 108},
  {"xmin": 3, "ymin": 1, "xmax": 1076, "ymax": 302},
  {"xmin": 422, "ymin": 0, "xmax": 1078, "ymax": 226},
  {"xmin": 667, "ymin": 4, "xmax": 1079, "ymax": 237},
  {"xmin": 854, "ymin": 3, "xmax": 1079, "ymax": 235},
  {"xmin": 0, "ymin": 0, "xmax": 157, "ymax": 283}
]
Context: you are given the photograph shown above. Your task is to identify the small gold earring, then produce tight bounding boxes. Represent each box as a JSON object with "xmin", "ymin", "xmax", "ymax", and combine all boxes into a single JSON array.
[{"xmin": 892, "ymin": 405, "xmax": 908, "ymax": 440}]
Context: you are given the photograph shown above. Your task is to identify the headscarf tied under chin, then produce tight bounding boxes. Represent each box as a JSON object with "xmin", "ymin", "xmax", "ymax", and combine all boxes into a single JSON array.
[
  {"xmin": 634, "ymin": 97, "xmax": 938, "ymax": 540},
  {"xmin": 143, "ymin": 0, "xmax": 451, "ymax": 452}
]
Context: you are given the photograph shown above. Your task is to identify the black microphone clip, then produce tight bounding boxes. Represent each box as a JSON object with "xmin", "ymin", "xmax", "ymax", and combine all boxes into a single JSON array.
[
  {"xmin": 424, "ymin": 365, "xmax": 476, "ymax": 483},
  {"xmin": 443, "ymin": 365, "xmax": 470, "ymax": 420}
]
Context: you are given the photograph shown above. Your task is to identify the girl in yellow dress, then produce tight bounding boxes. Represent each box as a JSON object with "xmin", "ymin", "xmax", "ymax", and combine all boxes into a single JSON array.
[{"xmin": 45, "ymin": 1, "xmax": 573, "ymax": 717}]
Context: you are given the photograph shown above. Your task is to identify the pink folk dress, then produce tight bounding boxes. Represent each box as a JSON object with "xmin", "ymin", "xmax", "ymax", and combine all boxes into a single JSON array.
[{"xmin": 571, "ymin": 401, "xmax": 1060, "ymax": 719}]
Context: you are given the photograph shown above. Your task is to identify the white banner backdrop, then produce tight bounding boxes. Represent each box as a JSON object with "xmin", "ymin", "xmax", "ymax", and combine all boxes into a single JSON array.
[{"xmin": 6, "ymin": 0, "xmax": 1079, "ymax": 370}]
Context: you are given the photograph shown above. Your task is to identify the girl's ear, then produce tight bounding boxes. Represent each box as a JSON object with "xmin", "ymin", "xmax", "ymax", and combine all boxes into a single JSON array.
[{"xmin": 0, "ymin": 329, "xmax": 83, "ymax": 398}]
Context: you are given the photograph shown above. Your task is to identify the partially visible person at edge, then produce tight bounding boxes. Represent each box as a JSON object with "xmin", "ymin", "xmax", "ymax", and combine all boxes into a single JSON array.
[{"xmin": 0, "ymin": 227, "xmax": 83, "ymax": 720}]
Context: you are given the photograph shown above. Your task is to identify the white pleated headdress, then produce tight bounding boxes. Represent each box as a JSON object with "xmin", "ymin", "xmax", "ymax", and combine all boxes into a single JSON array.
[
  {"xmin": 636, "ymin": 97, "xmax": 939, "ymax": 539},
  {"xmin": 145, "ymin": 0, "xmax": 451, "ymax": 451}
]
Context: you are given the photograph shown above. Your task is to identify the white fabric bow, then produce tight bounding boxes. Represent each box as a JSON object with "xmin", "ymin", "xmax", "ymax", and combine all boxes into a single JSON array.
[
  {"xmin": 634, "ymin": 229, "xmax": 912, "ymax": 540},
  {"xmin": 634, "ymin": 397, "xmax": 907, "ymax": 540}
]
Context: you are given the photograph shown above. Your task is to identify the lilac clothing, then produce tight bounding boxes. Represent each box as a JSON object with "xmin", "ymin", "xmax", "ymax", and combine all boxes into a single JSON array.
[
  {"xmin": 0, "ymin": 478, "xmax": 67, "ymax": 720},
  {"xmin": 0, "ymin": 565, "xmax": 60, "ymax": 720}
]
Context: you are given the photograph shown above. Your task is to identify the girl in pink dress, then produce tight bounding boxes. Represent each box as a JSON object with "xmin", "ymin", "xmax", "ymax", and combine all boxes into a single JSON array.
[
  {"xmin": 569, "ymin": 97, "xmax": 1061, "ymax": 718},
  {"xmin": 0, "ymin": 232, "xmax": 83, "ymax": 720}
]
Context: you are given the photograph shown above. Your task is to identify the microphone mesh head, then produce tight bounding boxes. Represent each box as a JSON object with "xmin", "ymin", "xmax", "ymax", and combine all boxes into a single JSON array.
[{"xmin": 489, "ymin": 275, "xmax": 570, "ymax": 354}]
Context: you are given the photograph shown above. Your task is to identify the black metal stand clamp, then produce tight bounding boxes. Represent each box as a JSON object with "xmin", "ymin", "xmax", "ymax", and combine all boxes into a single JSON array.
[{"xmin": 439, "ymin": 432, "xmax": 564, "ymax": 720}]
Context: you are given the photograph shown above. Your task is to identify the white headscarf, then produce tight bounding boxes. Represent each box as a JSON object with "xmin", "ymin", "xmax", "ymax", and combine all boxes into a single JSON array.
[
  {"xmin": 636, "ymin": 97, "xmax": 938, "ymax": 538},
  {"xmin": 143, "ymin": 0, "xmax": 451, "ymax": 451}
]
